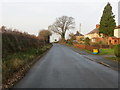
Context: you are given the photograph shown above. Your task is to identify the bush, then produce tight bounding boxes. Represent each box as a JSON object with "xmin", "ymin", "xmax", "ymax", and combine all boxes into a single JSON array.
[
  {"xmin": 2, "ymin": 46, "xmax": 52, "ymax": 83},
  {"xmin": 1, "ymin": 27, "xmax": 52, "ymax": 84},
  {"xmin": 66, "ymin": 39, "xmax": 73, "ymax": 45},
  {"xmin": 85, "ymin": 37, "xmax": 90, "ymax": 45},
  {"xmin": 114, "ymin": 44, "xmax": 120, "ymax": 57}
]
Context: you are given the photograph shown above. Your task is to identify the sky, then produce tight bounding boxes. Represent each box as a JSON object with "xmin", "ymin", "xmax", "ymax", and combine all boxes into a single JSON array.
[
  {"xmin": 0, "ymin": 0, "xmax": 119, "ymax": 42},
  {"xmin": 118, "ymin": 1, "xmax": 120, "ymax": 25}
]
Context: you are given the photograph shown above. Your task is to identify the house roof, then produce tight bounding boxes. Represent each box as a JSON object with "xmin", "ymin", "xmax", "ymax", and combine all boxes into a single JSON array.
[
  {"xmin": 74, "ymin": 31, "xmax": 84, "ymax": 36},
  {"xmin": 87, "ymin": 28, "xmax": 99, "ymax": 35},
  {"xmin": 114, "ymin": 25, "xmax": 120, "ymax": 29}
]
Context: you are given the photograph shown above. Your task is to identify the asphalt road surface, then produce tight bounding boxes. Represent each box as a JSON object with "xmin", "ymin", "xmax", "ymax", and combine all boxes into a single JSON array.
[{"xmin": 14, "ymin": 44, "xmax": 118, "ymax": 88}]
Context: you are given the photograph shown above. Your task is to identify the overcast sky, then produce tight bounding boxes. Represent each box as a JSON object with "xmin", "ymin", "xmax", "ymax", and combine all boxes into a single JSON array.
[{"xmin": 0, "ymin": 0, "xmax": 119, "ymax": 41}]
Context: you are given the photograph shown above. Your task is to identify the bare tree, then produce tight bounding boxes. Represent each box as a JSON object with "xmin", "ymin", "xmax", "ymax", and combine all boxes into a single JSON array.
[{"xmin": 48, "ymin": 16, "xmax": 75, "ymax": 39}]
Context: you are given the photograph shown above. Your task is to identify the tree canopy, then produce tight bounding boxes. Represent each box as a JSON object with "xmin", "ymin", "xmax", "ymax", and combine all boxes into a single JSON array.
[
  {"xmin": 38, "ymin": 30, "xmax": 52, "ymax": 43},
  {"xmin": 99, "ymin": 2, "xmax": 116, "ymax": 36},
  {"xmin": 48, "ymin": 16, "xmax": 75, "ymax": 39}
]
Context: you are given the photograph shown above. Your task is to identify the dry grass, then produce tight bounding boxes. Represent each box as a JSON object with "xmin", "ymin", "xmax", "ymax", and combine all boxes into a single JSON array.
[{"xmin": 2, "ymin": 44, "xmax": 52, "ymax": 88}]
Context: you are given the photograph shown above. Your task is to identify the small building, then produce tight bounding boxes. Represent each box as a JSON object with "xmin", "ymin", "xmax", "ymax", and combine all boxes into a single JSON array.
[
  {"xmin": 74, "ymin": 31, "xmax": 84, "ymax": 41},
  {"xmin": 108, "ymin": 25, "xmax": 120, "ymax": 45},
  {"xmin": 85, "ymin": 24, "xmax": 106, "ymax": 44}
]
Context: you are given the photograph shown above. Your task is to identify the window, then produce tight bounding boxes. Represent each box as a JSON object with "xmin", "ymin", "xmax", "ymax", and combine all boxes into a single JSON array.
[
  {"xmin": 92, "ymin": 39, "xmax": 96, "ymax": 42},
  {"xmin": 114, "ymin": 40, "xmax": 117, "ymax": 44},
  {"xmin": 109, "ymin": 40, "xmax": 111, "ymax": 43}
]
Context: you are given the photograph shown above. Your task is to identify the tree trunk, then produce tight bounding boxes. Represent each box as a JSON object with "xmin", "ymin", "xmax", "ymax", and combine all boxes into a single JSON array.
[{"xmin": 62, "ymin": 33, "xmax": 65, "ymax": 39}]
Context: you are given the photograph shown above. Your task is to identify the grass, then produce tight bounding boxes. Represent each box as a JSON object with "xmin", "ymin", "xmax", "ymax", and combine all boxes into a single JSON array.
[
  {"xmin": 82, "ymin": 49, "xmax": 93, "ymax": 54},
  {"xmin": 66, "ymin": 43, "xmax": 120, "ymax": 62},
  {"xmin": 2, "ymin": 44, "xmax": 52, "ymax": 85},
  {"xmin": 80, "ymin": 48, "xmax": 115, "ymax": 55},
  {"xmin": 71, "ymin": 44, "xmax": 114, "ymax": 55},
  {"xmin": 66, "ymin": 43, "xmax": 116, "ymax": 55},
  {"xmin": 78, "ymin": 48, "xmax": 114, "ymax": 55},
  {"xmin": 82, "ymin": 48, "xmax": 120, "ymax": 62},
  {"xmin": 98, "ymin": 48, "xmax": 114, "ymax": 55},
  {"xmin": 105, "ymin": 57, "xmax": 120, "ymax": 62}
]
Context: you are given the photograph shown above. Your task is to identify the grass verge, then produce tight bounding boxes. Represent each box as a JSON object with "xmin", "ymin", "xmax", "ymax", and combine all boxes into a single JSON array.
[
  {"xmin": 2, "ymin": 44, "xmax": 52, "ymax": 88},
  {"xmin": 65, "ymin": 44, "xmax": 120, "ymax": 62},
  {"xmin": 105, "ymin": 57, "xmax": 120, "ymax": 62},
  {"xmin": 98, "ymin": 49, "xmax": 114, "ymax": 55}
]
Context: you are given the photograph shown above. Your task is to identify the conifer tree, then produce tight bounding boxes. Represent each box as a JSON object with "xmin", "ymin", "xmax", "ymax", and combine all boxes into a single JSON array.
[{"xmin": 99, "ymin": 2, "xmax": 116, "ymax": 36}]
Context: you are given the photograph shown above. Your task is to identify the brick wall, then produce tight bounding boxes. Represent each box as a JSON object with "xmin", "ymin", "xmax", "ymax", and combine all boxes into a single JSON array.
[{"xmin": 73, "ymin": 44, "xmax": 99, "ymax": 51}]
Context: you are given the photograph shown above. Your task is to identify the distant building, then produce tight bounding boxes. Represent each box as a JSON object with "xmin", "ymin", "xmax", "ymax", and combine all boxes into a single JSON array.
[
  {"xmin": 85, "ymin": 25, "xmax": 120, "ymax": 45},
  {"xmin": 50, "ymin": 33, "xmax": 60, "ymax": 43},
  {"xmin": 85, "ymin": 24, "xmax": 108, "ymax": 44},
  {"xmin": 74, "ymin": 31, "xmax": 84, "ymax": 41},
  {"xmin": 108, "ymin": 25, "xmax": 120, "ymax": 45}
]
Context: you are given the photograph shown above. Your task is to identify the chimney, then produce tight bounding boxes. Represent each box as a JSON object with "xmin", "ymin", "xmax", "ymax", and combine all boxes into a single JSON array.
[{"xmin": 96, "ymin": 24, "xmax": 100, "ymax": 29}]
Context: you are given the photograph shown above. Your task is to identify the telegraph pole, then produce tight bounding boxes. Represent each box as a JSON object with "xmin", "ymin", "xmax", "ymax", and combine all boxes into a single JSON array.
[{"xmin": 79, "ymin": 23, "xmax": 81, "ymax": 35}]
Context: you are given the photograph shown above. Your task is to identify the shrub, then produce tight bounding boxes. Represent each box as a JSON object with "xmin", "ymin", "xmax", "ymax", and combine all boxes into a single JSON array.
[
  {"xmin": 114, "ymin": 44, "xmax": 120, "ymax": 57},
  {"xmin": 1, "ymin": 26, "xmax": 52, "ymax": 83},
  {"xmin": 2, "ymin": 46, "xmax": 51, "ymax": 83},
  {"xmin": 66, "ymin": 39, "xmax": 73, "ymax": 45},
  {"xmin": 85, "ymin": 37, "xmax": 90, "ymax": 45}
]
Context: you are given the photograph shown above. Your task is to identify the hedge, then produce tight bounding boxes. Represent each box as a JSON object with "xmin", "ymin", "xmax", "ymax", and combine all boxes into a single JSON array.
[
  {"xmin": 2, "ymin": 31, "xmax": 45, "ymax": 58},
  {"xmin": 114, "ymin": 44, "xmax": 120, "ymax": 57}
]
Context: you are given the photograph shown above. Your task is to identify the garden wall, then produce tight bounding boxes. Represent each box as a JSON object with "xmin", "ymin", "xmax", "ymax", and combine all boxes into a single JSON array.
[{"xmin": 73, "ymin": 44, "xmax": 99, "ymax": 52}]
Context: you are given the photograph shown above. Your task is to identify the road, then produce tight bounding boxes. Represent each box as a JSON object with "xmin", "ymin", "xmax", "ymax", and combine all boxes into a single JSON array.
[{"xmin": 14, "ymin": 44, "xmax": 118, "ymax": 88}]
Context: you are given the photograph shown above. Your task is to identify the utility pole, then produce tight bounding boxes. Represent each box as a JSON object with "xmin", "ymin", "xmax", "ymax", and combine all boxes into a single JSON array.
[{"xmin": 79, "ymin": 23, "xmax": 81, "ymax": 35}]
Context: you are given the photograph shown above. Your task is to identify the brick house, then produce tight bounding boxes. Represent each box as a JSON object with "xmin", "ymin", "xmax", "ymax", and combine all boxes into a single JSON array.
[
  {"xmin": 85, "ymin": 24, "xmax": 102, "ymax": 39},
  {"xmin": 108, "ymin": 25, "xmax": 120, "ymax": 45},
  {"xmin": 108, "ymin": 37, "xmax": 120, "ymax": 45},
  {"xmin": 91, "ymin": 37, "xmax": 108, "ymax": 44},
  {"xmin": 85, "ymin": 24, "xmax": 107, "ymax": 44}
]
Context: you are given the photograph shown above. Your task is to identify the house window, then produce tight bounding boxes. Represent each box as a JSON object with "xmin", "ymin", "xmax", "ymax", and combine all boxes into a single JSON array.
[
  {"xmin": 114, "ymin": 40, "xmax": 117, "ymax": 44},
  {"xmin": 92, "ymin": 39, "xmax": 96, "ymax": 42},
  {"xmin": 109, "ymin": 40, "xmax": 111, "ymax": 43}
]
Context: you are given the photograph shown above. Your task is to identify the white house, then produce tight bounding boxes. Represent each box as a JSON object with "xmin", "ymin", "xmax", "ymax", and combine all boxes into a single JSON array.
[{"xmin": 114, "ymin": 25, "xmax": 120, "ymax": 38}]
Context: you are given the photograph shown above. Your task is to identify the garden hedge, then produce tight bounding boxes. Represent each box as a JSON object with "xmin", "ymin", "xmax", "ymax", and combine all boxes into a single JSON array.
[{"xmin": 114, "ymin": 44, "xmax": 120, "ymax": 57}]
